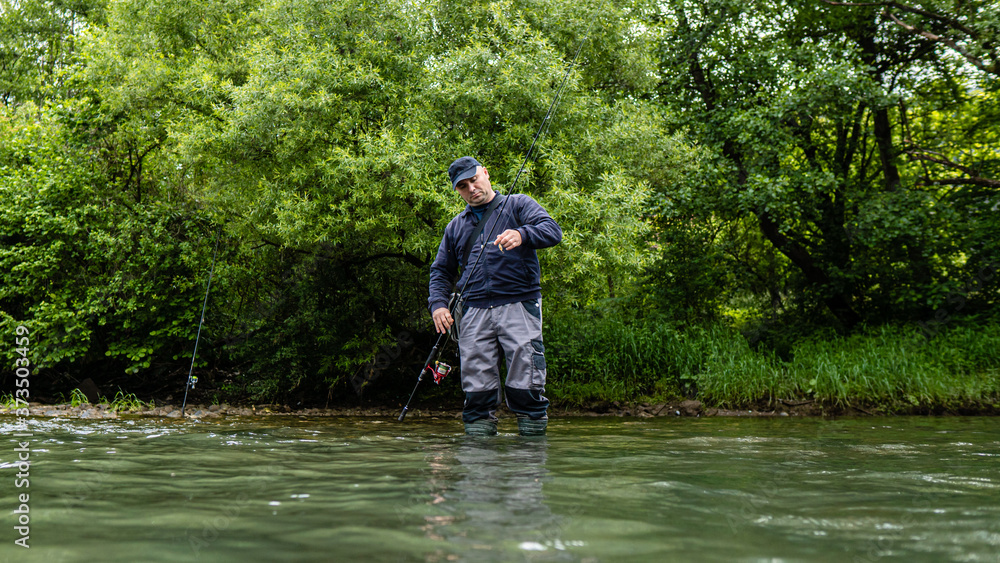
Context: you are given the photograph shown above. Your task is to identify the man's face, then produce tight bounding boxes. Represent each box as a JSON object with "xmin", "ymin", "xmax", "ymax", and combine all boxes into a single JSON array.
[{"xmin": 454, "ymin": 166, "xmax": 494, "ymax": 206}]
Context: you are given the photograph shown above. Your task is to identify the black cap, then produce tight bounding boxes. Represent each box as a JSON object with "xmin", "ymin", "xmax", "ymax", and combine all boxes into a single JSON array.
[{"xmin": 448, "ymin": 156, "xmax": 481, "ymax": 189}]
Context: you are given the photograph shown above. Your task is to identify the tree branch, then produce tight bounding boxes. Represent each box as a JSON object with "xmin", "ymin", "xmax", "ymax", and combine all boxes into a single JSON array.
[
  {"xmin": 885, "ymin": 2, "xmax": 977, "ymax": 37},
  {"xmin": 918, "ymin": 176, "xmax": 1000, "ymax": 189},
  {"xmin": 254, "ymin": 238, "xmax": 428, "ymax": 268},
  {"xmin": 822, "ymin": 0, "xmax": 998, "ymax": 75},
  {"xmin": 905, "ymin": 149, "xmax": 977, "ymax": 176},
  {"xmin": 757, "ymin": 210, "xmax": 861, "ymax": 329},
  {"xmin": 822, "ymin": 0, "xmax": 977, "ymax": 36},
  {"xmin": 348, "ymin": 252, "xmax": 427, "ymax": 269},
  {"xmin": 905, "ymin": 149, "xmax": 1000, "ymax": 188},
  {"xmin": 821, "ymin": 1, "xmax": 882, "ymax": 7},
  {"xmin": 885, "ymin": 12, "xmax": 998, "ymax": 75}
]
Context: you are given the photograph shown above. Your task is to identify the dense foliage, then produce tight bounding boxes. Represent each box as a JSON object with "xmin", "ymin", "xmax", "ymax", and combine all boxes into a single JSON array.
[
  {"xmin": 1, "ymin": 0, "xmax": 997, "ymax": 409},
  {"xmin": 650, "ymin": 0, "xmax": 1000, "ymax": 330}
]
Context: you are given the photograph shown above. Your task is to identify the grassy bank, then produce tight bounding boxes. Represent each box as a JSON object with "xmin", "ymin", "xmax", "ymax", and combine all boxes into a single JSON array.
[{"xmin": 545, "ymin": 312, "xmax": 1000, "ymax": 412}]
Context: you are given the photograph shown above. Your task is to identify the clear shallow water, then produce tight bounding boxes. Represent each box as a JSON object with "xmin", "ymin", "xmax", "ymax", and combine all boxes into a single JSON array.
[{"xmin": 1, "ymin": 415, "xmax": 999, "ymax": 562}]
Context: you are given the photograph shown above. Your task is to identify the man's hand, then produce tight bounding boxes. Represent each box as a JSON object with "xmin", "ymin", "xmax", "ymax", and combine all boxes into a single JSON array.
[
  {"xmin": 493, "ymin": 229, "xmax": 522, "ymax": 252},
  {"xmin": 432, "ymin": 307, "xmax": 454, "ymax": 334}
]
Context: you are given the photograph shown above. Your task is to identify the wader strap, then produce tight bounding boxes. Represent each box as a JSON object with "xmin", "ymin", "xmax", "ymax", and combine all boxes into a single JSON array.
[
  {"xmin": 461, "ymin": 195, "xmax": 502, "ymax": 273},
  {"xmin": 452, "ymin": 195, "xmax": 501, "ymax": 344}
]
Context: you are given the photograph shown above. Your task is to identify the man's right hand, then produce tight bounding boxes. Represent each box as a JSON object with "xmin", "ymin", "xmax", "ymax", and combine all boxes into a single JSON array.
[{"xmin": 432, "ymin": 307, "xmax": 454, "ymax": 334}]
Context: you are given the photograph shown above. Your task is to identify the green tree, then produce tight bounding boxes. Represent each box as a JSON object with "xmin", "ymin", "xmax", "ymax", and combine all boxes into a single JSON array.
[
  {"xmin": 0, "ymin": 0, "xmax": 106, "ymax": 106},
  {"xmin": 3, "ymin": 0, "xmax": 690, "ymax": 401},
  {"xmin": 0, "ymin": 100, "xmax": 218, "ymax": 381},
  {"xmin": 651, "ymin": 0, "xmax": 999, "ymax": 331}
]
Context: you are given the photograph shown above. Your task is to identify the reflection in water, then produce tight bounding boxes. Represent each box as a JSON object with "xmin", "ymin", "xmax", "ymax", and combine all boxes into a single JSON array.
[{"xmin": 420, "ymin": 438, "xmax": 575, "ymax": 562}]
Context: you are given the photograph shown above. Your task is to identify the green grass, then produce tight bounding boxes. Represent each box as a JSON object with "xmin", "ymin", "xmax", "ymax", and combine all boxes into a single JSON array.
[
  {"xmin": 61, "ymin": 388, "xmax": 150, "ymax": 412},
  {"xmin": 783, "ymin": 325, "xmax": 1000, "ymax": 410},
  {"xmin": 106, "ymin": 390, "xmax": 150, "ymax": 413},
  {"xmin": 69, "ymin": 388, "xmax": 89, "ymax": 407},
  {"xmin": 1, "ymin": 392, "xmax": 19, "ymax": 409},
  {"xmin": 1, "ymin": 388, "xmax": 149, "ymax": 413},
  {"xmin": 545, "ymin": 312, "xmax": 1000, "ymax": 411}
]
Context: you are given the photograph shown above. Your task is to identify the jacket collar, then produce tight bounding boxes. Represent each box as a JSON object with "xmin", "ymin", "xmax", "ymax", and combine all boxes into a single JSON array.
[{"xmin": 459, "ymin": 193, "xmax": 504, "ymax": 219}]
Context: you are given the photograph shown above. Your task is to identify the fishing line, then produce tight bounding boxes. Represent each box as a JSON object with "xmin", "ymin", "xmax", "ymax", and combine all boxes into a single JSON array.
[
  {"xmin": 181, "ymin": 228, "xmax": 222, "ymax": 416},
  {"xmin": 453, "ymin": 37, "xmax": 588, "ymax": 305},
  {"xmin": 398, "ymin": 36, "xmax": 587, "ymax": 422}
]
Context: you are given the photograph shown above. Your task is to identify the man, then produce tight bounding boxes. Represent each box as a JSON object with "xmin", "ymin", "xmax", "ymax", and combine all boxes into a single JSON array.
[{"xmin": 429, "ymin": 156, "xmax": 562, "ymax": 436}]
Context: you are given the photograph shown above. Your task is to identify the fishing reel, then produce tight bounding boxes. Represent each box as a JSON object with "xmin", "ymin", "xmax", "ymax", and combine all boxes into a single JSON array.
[{"xmin": 430, "ymin": 361, "xmax": 451, "ymax": 384}]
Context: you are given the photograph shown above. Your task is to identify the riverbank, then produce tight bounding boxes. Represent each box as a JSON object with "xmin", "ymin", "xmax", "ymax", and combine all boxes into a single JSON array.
[
  {"xmin": 0, "ymin": 399, "xmax": 796, "ymax": 420},
  {"xmin": 3, "ymin": 398, "xmax": 996, "ymax": 421},
  {"xmin": 6, "ymin": 321, "xmax": 997, "ymax": 420}
]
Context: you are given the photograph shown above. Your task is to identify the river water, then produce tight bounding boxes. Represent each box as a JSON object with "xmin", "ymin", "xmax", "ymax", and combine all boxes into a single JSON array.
[{"xmin": 1, "ymin": 415, "xmax": 998, "ymax": 562}]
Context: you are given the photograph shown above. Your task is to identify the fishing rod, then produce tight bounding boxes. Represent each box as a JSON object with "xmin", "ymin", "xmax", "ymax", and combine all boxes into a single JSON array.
[
  {"xmin": 398, "ymin": 38, "xmax": 588, "ymax": 422},
  {"xmin": 181, "ymin": 228, "xmax": 222, "ymax": 416}
]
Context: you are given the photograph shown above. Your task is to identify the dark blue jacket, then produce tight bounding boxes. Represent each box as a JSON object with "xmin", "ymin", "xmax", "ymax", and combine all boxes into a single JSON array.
[{"xmin": 428, "ymin": 193, "xmax": 562, "ymax": 313}]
